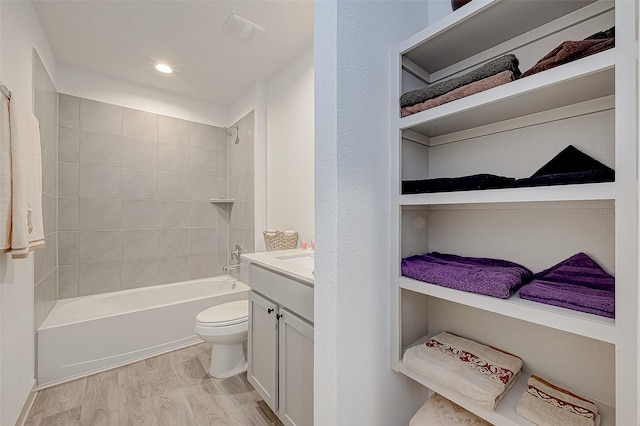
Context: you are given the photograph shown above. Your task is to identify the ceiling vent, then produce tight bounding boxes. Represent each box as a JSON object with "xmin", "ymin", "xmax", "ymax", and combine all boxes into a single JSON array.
[{"xmin": 223, "ymin": 14, "xmax": 266, "ymax": 46}]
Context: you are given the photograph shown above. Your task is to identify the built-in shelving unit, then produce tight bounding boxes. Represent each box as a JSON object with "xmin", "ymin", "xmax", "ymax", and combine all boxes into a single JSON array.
[{"xmin": 390, "ymin": 0, "xmax": 638, "ymax": 424}]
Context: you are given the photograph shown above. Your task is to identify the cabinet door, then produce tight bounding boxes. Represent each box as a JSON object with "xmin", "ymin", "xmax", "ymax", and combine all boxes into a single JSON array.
[
  {"xmin": 278, "ymin": 308, "xmax": 314, "ymax": 426},
  {"xmin": 248, "ymin": 291, "xmax": 278, "ymax": 412}
]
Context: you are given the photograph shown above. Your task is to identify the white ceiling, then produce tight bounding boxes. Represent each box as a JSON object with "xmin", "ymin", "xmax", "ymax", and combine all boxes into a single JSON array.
[{"xmin": 33, "ymin": 0, "xmax": 314, "ymax": 105}]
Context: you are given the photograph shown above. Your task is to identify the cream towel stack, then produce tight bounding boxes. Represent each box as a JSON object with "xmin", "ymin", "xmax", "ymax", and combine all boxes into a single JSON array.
[
  {"xmin": 410, "ymin": 393, "xmax": 492, "ymax": 426},
  {"xmin": 516, "ymin": 375, "xmax": 600, "ymax": 426},
  {"xmin": 403, "ymin": 332, "xmax": 523, "ymax": 410},
  {"xmin": 0, "ymin": 93, "xmax": 45, "ymax": 258}
]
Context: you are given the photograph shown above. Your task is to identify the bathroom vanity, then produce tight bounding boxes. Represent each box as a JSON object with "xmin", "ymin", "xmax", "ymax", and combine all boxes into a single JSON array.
[{"xmin": 241, "ymin": 249, "xmax": 314, "ymax": 426}]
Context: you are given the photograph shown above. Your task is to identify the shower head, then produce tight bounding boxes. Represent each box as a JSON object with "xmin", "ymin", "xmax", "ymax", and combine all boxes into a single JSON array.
[{"xmin": 224, "ymin": 125, "xmax": 240, "ymax": 144}]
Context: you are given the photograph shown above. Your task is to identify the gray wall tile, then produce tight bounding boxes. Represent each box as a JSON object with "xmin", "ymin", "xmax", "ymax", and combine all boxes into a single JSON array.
[
  {"xmin": 123, "ymin": 137, "xmax": 158, "ymax": 170},
  {"xmin": 123, "ymin": 108, "xmax": 158, "ymax": 141},
  {"xmin": 35, "ymin": 233, "xmax": 57, "ymax": 283},
  {"xmin": 34, "ymin": 270, "xmax": 57, "ymax": 329},
  {"xmin": 217, "ymin": 152, "xmax": 227, "ymax": 177},
  {"xmin": 157, "ymin": 228, "xmax": 190, "ymax": 258},
  {"xmin": 159, "ymin": 116, "xmax": 189, "ymax": 146},
  {"xmin": 218, "ymin": 226, "xmax": 229, "ymax": 259},
  {"xmin": 122, "ymin": 259, "xmax": 158, "ymax": 290},
  {"xmin": 189, "ymin": 254, "xmax": 218, "ymax": 280},
  {"xmin": 79, "ymin": 230, "xmax": 121, "ymax": 263},
  {"xmin": 215, "ymin": 127, "xmax": 228, "ymax": 152},
  {"xmin": 59, "ymin": 94, "xmax": 80, "ymax": 129},
  {"xmin": 122, "ymin": 229, "xmax": 158, "ymax": 260},
  {"xmin": 158, "ymin": 256, "xmax": 189, "ymax": 284},
  {"xmin": 230, "ymin": 200, "xmax": 254, "ymax": 230},
  {"xmin": 79, "ymin": 164, "xmax": 121, "ymax": 198},
  {"xmin": 58, "ymin": 264, "xmax": 79, "ymax": 299},
  {"xmin": 56, "ymin": 98, "xmax": 254, "ymax": 296},
  {"xmin": 79, "ymin": 262, "xmax": 121, "ymax": 296},
  {"xmin": 158, "ymin": 172, "xmax": 189, "ymax": 200},
  {"xmin": 157, "ymin": 201, "xmax": 189, "ymax": 228},
  {"xmin": 80, "ymin": 99, "xmax": 122, "ymax": 135},
  {"xmin": 189, "ymin": 174, "xmax": 222, "ymax": 201},
  {"xmin": 59, "ymin": 162, "xmax": 79, "ymax": 196},
  {"xmin": 189, "ymin": 227, "xmax": 218, "ymax": 255},
  {"xmin": 121, "ymin": 199, "xmax": 159, "ymax": 229},
  {"xmin": 59, "ymin": 197, "xmax": 79, "ymax": 231},
  {"xmin": 159, "ymin": 143, "xmax": 189, "ymax": 173},
  {"xmin": 58, "ymin": 231, "xmax": 79, "ymax": 265},
  {"xmin": 79, "ymin": 131, "xmax": 122, "ymax": 167},
  {"xmin": 122, "ymin": 169, "xmax": 157, "ymax": 199},
  {"xmin": 43, "ymin": 193, "xmax": 57, "ymax": 235},
  {"xmin": 59, "ymin": 127, "xmax": 79, "ymax": 163},
  {"xmin": 79, "ymin": 197, "xmax": 121, "ymax": 230},
  {"xmin": 189, "ymin": 148, "xmax": 217, "ymax": 176},
  {"xmin": 43, "ymin": 153, "xmax": 57, "ymax": 196},
  {"xmin": 189, "ymin": 201, "xmax": 218, "ymax": 228},
  {"xmin": 189, "ymin": 122, "xmax": 218, "ymax": 150}
]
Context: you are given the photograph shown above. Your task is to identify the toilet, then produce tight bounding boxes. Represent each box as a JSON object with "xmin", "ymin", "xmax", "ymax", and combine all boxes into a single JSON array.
[{"xmin": 194, "ymin": 300, "xmax": 249, "ymax": 378}]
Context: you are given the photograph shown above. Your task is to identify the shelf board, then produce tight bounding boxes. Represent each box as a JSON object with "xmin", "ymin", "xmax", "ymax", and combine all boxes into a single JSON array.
[
  {"xmin": 209, "ymin": 198, "xmax": 235, "ymax": 203},
  {"xmin": 400, "ymin": 50, "xmax": 614, "ymax": 138},
  {"xmin": 398, "ymin": 339, "xmax": 615, "ymax": 426},
  {"xmin": 399, "ymin": 182, "xmax": 615, "ymax": 206},
  {"xmin": 401, "ymin": 0, "xmax": 599, "ymax": 74},
  {"xmin": 399, "ymin": 276, "xmax": 615, "ymax": 344}
]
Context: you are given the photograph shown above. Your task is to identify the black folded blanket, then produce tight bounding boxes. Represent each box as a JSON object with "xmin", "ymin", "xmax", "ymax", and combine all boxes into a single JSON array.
[
  {"xmin": 402, "ymin": 174, "xmax": 515, "ymax": 194},
  {"xmin": 400, "ymin": 54, "xmax": 521, "ymax": 108},
  {"xmin": 514, "ymin": 145, "xmax": 614, "ymax": 187}
]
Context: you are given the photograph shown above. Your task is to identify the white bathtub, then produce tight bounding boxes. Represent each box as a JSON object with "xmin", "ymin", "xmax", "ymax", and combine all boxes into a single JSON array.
[{"xmin": 37, "ymin": 276, "xmax": 249, "ymax": 388}]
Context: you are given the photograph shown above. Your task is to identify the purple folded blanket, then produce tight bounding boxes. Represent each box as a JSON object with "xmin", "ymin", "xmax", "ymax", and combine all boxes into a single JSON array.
[
  {"xmin": 401, "ymin": 252, "xmax": 533, "ymax": 299},
  {"xmin": 519, "ymin": 253, "xmax": 615, "ymax": 318}
]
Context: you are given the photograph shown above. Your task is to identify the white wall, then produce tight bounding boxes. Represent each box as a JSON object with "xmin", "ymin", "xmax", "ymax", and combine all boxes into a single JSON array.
[
  {"xmin": 314, "ymin": 1, "xmax": 431, "ymax": 424},
  {"xmin": 0, "ymin": 2, "xmax": 57, "ymax": 424},
  {"xmin": 266, "ymin": 47, "xmax": 315, "ymax": 247},
  {"xmin": 56, "ymin": 64, "xmax": 228, "ymax": 126}
]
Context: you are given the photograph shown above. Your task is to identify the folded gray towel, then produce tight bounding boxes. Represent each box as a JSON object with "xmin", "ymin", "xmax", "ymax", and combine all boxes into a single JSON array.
[{"xmin": 400, "ymin": 54, "xmax": 521, "ymax": 108}]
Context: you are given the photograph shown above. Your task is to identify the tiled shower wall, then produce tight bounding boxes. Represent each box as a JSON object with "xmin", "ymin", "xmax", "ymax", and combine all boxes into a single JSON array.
[
  {"xmin": 228, "ymin": 111, "xmax": 255, "ymax": 257},
  {"xmin": 57, "ymin": 95, "xmax": 235, "ymax": 297},
  {"xmin": 33, "ymin": 50, "xmax": 58, "ymax": 329}
]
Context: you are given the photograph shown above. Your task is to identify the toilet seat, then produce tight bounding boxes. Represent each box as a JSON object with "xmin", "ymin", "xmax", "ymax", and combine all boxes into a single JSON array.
[{"xmin": 196, "ymin": 300, "xmax": 248, "ymax": 327}]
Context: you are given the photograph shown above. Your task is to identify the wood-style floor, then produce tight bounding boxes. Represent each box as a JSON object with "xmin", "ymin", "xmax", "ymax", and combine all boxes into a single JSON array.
[{"xmin": 25, "ymin": 343, "xmax": 283, "ymax": 426}]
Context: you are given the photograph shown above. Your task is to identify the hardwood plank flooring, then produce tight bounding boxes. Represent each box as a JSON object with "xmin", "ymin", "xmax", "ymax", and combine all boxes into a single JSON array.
[{"xmin": 26, "ymin": 343, "xmax": 283, "ymax": 426}]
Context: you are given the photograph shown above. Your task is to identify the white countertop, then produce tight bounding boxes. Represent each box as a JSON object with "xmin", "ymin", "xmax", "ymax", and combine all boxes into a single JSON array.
[{"xmin": 241, "ymin": 249, "xmax": 314, "ymax": 285}]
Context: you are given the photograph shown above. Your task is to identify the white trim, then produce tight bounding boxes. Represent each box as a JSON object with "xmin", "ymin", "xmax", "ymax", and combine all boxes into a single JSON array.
[{"xmin": 13, "ymin": 379, "xmax": 37, "ymax": 426}]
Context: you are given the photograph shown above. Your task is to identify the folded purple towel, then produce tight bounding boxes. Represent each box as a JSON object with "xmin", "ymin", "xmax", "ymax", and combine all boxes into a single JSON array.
[
  {"xmin": 519, "ymin": 252, "xmax": 615, "ymax": 318},
  {"xmin": 401, "ymin": 252, "xmax": 533, "ymax": 299},
  {"xmin": 518, "ymin": 281, "xmax": 614, "ymax": 318}
]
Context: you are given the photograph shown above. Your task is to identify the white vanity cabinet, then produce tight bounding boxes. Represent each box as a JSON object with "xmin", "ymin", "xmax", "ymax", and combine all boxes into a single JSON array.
[
  {"xmin": 246, "ymin": 262, "xmax": 314, "ymax": 426},
  {"xmin": 248, "ymin": 291, "xmax": 278, "ymax": 411}
]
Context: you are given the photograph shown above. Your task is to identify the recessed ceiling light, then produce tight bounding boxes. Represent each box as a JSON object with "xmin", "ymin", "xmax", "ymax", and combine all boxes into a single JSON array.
[{"xmin": 155, "ymin": 63, "xmax": 173, "ymax": 74}]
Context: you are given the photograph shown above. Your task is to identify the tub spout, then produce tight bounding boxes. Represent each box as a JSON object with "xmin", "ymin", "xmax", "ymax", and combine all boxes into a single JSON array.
[{"xmin": 223, "ymin": 263, "xmax": 240, "ymax": 272}]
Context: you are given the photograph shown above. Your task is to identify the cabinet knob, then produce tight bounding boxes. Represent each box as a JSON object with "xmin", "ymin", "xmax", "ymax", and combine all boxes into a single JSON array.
[
  {"xmin": 276, "ymin": 313, "xmax": 283, "ymax": 320},
  {"xmin": 267, "ymin": 308, "xmax": 274, "ymax": 314}
]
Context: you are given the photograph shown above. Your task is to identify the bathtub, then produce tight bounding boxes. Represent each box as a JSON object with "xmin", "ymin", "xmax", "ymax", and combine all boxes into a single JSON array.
[{"xmin": 37, "ymin": 276, "xmax": 249, "ymax": 388}]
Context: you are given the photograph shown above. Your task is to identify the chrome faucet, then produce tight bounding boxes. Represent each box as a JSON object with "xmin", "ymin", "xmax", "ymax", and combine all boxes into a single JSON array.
[
  {"xmin": 223, "ymin": 263, "xmax": 240, "ymax": 272},
  {"xmin": 223, "ymin": 244, "xmax": 243, "ymax": 272}
]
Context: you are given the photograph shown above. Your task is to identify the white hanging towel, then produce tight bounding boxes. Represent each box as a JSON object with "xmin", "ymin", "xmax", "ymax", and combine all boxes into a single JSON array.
[{"xmin": 0, "ymin": 91, "xmax": 45, "ymax": 258}]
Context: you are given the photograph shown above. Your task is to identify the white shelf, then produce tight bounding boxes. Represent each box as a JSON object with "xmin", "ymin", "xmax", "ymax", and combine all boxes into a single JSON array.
[
  {"xmin": 400, "ymin": 182, "xmax": 615, "ymax": 206},
  {"xmin": 401, "ymin": 0, "xmax": 600, "ymax": 74},
  {"xmin": 400, "ymin": 50, "xmax": 614, "ymax": 138},
  {"xmin": 399, "ymin": 276, "xmax": 615, "ymax": 344},
  {"xmin": 399, "ymin": 337, "xmax": 615, "ymax": 426},
  {"xmin": 209, "ymin": 198, "xmax": 235, "ymax": 203}
]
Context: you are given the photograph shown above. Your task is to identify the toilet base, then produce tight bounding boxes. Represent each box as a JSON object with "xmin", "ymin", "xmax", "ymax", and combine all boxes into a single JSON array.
[{"xmin": 210, "ymin": 342, "xmax": 247, "ymax": 378}]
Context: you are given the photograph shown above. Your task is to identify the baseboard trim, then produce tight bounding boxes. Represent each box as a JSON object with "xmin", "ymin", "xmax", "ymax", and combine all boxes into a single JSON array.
[{"xmin": 14, "ymin": 379, "xmax": 37, "ymax": 426}]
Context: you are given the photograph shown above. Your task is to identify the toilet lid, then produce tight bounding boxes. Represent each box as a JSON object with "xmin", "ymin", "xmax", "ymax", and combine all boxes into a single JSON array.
[{"xmin": 196, "ymin": 300, "xmax": 248, "ymax": 326}]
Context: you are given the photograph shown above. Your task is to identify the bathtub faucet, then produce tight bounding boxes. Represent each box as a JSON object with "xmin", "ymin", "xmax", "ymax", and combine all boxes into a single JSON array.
[{"xmin": 223, "ymin": 263, "xmax": 240, "ymax": 272}]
